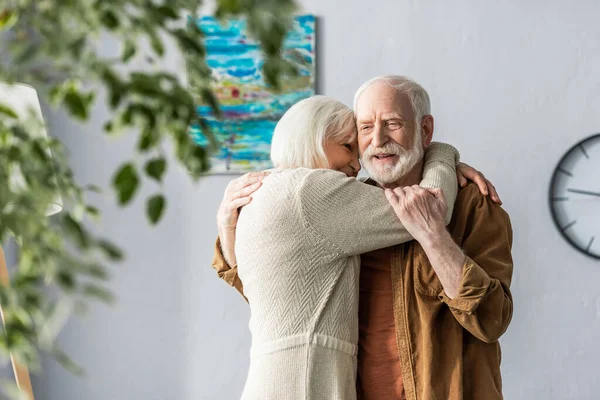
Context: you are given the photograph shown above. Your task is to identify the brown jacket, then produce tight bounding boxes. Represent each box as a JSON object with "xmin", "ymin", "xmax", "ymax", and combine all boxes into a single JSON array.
[{"xmin": 211, "ymin": 182, "xmax": 513, "ymax": 400}]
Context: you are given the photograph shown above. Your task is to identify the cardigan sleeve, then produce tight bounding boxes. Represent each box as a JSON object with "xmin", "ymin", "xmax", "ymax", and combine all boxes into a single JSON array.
[{"xmin": 296, "ymin": 142, "xmax": 459, "ymax": 256}]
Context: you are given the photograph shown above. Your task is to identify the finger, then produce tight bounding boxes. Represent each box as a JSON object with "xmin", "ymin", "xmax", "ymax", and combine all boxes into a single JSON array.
[
  {"xmin": 425, "ymin": 188, "xmax": 444, "ymax": 200},
  {"xmin": 248, "ymin": 171, "xmax": 270, "ymax": 180},
  {"xmin": 411, "ymin": 185, "xmax": 428, "ymax": 196},
  {"xmin": 226, "ymin": 176, "xmax": 248, "ymax": 194},
  {"xmin": 233, "ymin": 181, "xmax": 262, "ymax": 199},
  {"xmin": 474, "ymin": 175, "xmax": 488, "ymax": 196},
  {"xmin": 241, "ymin": 176, "xmax": 265, "ymax": 189},
  {"xmin": 233, "ymin": 174, "xmax": 265, "ymax": 191},
  {"xmin": 457, "ymin": 162, "xmax": 477, "ymax": 177},
  {"xmin": 228, "ymin": 171, "xmax": 267, "ymax": 191},
  {"xmin": 458, "ymin": 162, "xmax": 483, "ymax": 188},
  {"xmin": 457, "ymin": 171, "xmax": 468, "ymax": 187},
  {"xmin": 403, "ymin": 186, "xmax": 420, "ymax": 201},
  {"xmin": 229, "ymin": 196, "xmax": 253, "ymax": 210},
  {"xmin": 385, "ymin": 188, "xmax": 399, "ymax": 205},
  {"xmin": 394, "ymin": 187, "xmax": 407, "ymax": 202},
  {"xmin": 486, "ymin": 180, "xmax": 502, "ymax": 204}
]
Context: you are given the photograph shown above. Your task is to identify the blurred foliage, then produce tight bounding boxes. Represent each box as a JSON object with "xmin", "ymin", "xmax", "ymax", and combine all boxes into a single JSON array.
[{"xmin": 0, "ymin": 0, "xmax": 297, "ymax": 396}]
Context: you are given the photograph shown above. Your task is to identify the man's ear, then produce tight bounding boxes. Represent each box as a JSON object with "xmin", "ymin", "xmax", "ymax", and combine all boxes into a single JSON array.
[{"xmin": 421, "ymin": 115, "xmax": 434, "ymax": 147}]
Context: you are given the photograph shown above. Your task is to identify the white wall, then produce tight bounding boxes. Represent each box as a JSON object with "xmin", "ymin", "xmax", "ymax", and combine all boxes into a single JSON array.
[{"xmin": 29, "ymin": 0, "xmax": 600, "ymax": 399}]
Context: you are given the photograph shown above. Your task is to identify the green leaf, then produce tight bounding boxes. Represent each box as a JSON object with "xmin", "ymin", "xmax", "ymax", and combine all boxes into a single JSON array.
[
  {"xmin": 80, "ymin": 264, "xmax": 109, "ymax": 280},
  {"xmin": 57, "ymin": 271, "xmax": 76, "ymax": 291},
  {"xmin": 32, "ymin": 141, "xmax": 50, "ymax": 163},
  {"xmin": 216, "ymin": 0, "xmax": 243, "ymax": 16},
  {"xmin": 0, "ymin": 10, "xmax": 18, "ymax": 29},
  {"xmin": 97, "ymin": 239, "xmax": 124, "ymax": 261},
  {"xmin": 103, "ymin": 121, "xmax": 114, "ymax": 133},
  {"xmin": 173, "ymin": 28, "xmax": 206, "ymax": 58},
  {"xmin": 85, "ymin": 184, "xmax": 102, "ymax": 193},
  {"xmin": 112, "ymin": 163, "xmax": 139, "ymax": 205},
  {"xmin": 121, "ymin": 40, "xmax": 136, "ymax": 62},
  {"xmin": 52, "ymin": 347, "xmax": 84, "ymax": 376},
  {"xmin": 137, "ymin": 129, "xmax": 159, "ymax": 151},
  {"xmin": 0, "ymin": 103, "xmax": 18, "ymax": 119},
  {"xmin": 109, "ymin": 91, "xmax": 122, "ymax": 109},
  {"xmin": 13, "ymin": 309, "xmax": 34, "ymax": 330},
  {"xmin": 23, "ymin": 292, "xmax": 41, "ymax": 310},
  {"xmin": 69, "ymin": 37, "xmax": 87, "ymax": 56},
  {"xmin": 13, "ymin": 273, "xmax": 41, "ymax": 289},
  {"xmin": 100, "ymin": 10, "xmax": 120, "ymax": 30},
  {"xmin": 85, "ymin": 205, "xmax": 101, "ymax": 220},
  {"xmin": 145, "ymin": 158, "xmax": 166, "ymax": 182},
  {"xmin": 146, "ymin": 194, "xmax": 166, "ymax": 224},
  {"xmin": 150, "ymin": 33, "xmax": 165, "ymax": 57},
  {"xmin": 200, "ymin": 87, "xmax": 222, "ymax": 118},
  {"xmin": 156, "ymin": 6, "xmax": 179, "ymax": 19},
  {"xmin": 63, "ymin": 214, "xmax": 90, "ymax": 249},
  {"xmin": 64, "ymin": 91, "xmax": 94, "ymax": 121},
  {"xmin": 8, "ymin": 146, "xmax": 21, "ymax": 161},
  {"xmin": 82, "ymin": 283, "xmax": 115, "ymax": 304},
  {"xmin": 129, "ymin": 74, "xmax": 164, "ymax": 97}
]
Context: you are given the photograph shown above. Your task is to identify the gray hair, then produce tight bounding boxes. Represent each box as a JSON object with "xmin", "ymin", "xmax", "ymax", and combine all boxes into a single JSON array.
[
  {"xmin": 270, "ymin": 95, "xmax": 356, "ymax": 169},
  {"xmin": 353, "ymin": 75, "xmax": 431, "ymax": 122}
]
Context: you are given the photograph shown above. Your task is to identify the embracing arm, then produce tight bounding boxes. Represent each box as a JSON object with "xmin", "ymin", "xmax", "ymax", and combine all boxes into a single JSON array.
[
  {"xmin": 298, "ymin": 142, "xmax": 459, "ymax": 256},
  {"xmin": 210, "ymin": 172, "xmax": 269, "ymax": 301}
]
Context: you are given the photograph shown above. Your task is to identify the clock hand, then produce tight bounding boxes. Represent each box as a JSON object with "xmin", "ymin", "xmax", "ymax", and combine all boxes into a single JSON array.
[{"xmin": 567, "ymin": 188, "xmax": 600, "ymax": 197}]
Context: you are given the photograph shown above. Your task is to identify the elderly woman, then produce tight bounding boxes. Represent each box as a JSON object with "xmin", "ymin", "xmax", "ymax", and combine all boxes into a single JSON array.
[{"xmin": 212, "ymin": 95, "xmax": 498, "ymax": 400}]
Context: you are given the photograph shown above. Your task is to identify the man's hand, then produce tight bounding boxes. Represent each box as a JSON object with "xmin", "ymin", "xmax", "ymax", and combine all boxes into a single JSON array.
[
  {"xmin": 384, "ymin": 185, "xmax": 448, "ymax": 246},
  {"xmin": 217, "ymin": 171, "xmax": 269, "ymax": 267},
  {"xmin": 385, "ymin": 185, "xmax": 465, "ymax": 298}
]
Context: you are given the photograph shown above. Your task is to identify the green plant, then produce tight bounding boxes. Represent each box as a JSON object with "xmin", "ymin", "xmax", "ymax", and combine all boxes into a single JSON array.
[{"xmin": 0, "ymin": 0, "xmax": 297, "ymax": 394}]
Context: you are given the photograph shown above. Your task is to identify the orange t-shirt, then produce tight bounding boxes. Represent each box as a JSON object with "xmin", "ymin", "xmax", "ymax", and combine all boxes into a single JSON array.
[{"xmin": 357, "ymin": 247, "xmax": 405, "ymax": 400}]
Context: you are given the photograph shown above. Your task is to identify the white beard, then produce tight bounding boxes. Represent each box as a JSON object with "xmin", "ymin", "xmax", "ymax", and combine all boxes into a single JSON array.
[{"xmin": 360, "ymin": 131, "xmax": 424, "ymax": 185}]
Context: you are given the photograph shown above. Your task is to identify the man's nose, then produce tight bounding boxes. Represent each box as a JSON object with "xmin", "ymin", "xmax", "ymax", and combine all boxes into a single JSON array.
[{"xmin": 371, "ymin": 124, "xmax": 387, "ymax": 148}]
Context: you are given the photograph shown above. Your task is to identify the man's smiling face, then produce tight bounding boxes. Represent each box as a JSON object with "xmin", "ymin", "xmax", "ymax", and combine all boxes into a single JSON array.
[{"xmin": 355, "ymin": 81, "xmax": 424, "ymax": 185}]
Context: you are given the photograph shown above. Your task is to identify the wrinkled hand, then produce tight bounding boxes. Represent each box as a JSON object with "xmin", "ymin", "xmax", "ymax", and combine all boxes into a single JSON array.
[
  {"xmin": 217, "ymin": 172, "xmax": 269, "ymax": 233},
  {"xmin": 385, "ymin": 185, "xmax": 447, "ymax": 244},
  {"xmin": 456, "ymin": 162, "xmax": 502, "ymax": 204}
]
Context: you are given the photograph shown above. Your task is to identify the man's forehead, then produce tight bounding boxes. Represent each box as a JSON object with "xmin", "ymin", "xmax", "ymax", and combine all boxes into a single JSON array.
[
  {"xmin": 356, "ymin": 110, "xmax": 409, "ymax": 122},
  {"xmin": 356, "ymin": 90, "xmax": 413, "ymax": 119},
  {"xmin": 381, "ymin": 112, "xmax": 404, "ymax": 120}
]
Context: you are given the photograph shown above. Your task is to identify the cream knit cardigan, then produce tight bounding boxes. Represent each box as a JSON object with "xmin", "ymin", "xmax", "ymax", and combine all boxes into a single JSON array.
[{"xmin": 235, "ymin": 143, "xmax": 459, "ymax": 400}]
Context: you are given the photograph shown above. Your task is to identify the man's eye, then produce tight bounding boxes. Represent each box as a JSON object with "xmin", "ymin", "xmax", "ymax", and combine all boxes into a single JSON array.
[{"xmin": 360, "ymin": 125, "xmax": 372, "ymax": 131}]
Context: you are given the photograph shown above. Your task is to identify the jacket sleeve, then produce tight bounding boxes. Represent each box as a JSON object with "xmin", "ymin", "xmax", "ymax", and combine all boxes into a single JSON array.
[
  {"xmin": 439, "ymin": 184, "xmax": 514, "ymax": 343},
  {"xmin": 297, "ymin": 142, "xmax": 459, "ymax": 256},
  {"xmin": 211, "ymin": 237, "xmax": 247, "ymax": 302}
]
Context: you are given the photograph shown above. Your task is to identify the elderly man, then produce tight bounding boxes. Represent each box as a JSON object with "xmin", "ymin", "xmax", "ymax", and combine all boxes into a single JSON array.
[{"xmin": 212, "ymin": 76, "xmax": 513, "ymax": 400}]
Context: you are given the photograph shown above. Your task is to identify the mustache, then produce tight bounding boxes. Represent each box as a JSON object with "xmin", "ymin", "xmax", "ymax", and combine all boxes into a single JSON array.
[{"xmin": 362, "ymin": 142, "xmax": 406, "ymax": 159}]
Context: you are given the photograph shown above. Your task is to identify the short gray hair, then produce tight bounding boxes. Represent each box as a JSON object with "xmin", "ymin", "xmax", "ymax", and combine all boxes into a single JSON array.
[
  {"xmin": 353, "ymin": 75, "xmax": 431, "ymax": 122},
  {"xmin": 270, "ymin": 95, "xmax": 356, "ymax": 169}
]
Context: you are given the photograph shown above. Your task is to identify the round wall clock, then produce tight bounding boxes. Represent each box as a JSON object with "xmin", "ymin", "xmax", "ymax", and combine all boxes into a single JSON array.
[{"xmin": 549, "ymin": 133, "xmax": 600, "ymax": 260}]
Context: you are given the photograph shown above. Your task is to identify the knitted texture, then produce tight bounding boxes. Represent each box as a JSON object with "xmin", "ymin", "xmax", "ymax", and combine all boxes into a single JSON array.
[{"xmin": 235, "ymin": 142, "xmax": 459, "ymax": 400}]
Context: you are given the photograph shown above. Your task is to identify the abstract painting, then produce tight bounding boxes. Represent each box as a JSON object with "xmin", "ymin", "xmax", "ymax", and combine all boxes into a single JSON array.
[{"xmin": 189, "ymin": 15, "xmax": 316, "ymax": 174}]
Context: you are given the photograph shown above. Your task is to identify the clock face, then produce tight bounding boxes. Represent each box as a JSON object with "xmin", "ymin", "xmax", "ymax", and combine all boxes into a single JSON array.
[{"xmin": 549, "ymin": 133, "xmax": 600, "ymax": 260}]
